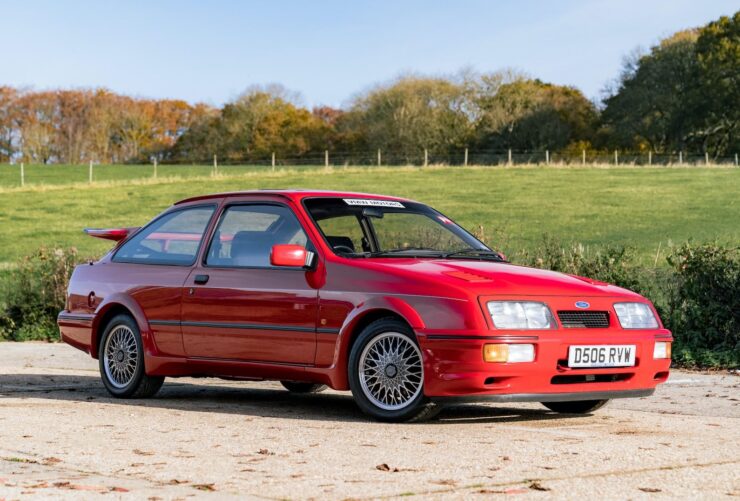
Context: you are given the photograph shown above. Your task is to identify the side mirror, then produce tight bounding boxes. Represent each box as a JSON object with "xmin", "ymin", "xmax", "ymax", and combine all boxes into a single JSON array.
[{"xmin": 270, "ymin": 244, "xmax": 316, "ymax": 269}]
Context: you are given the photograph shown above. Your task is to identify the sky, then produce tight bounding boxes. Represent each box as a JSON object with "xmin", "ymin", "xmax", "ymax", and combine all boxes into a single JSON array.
[{"xmin": 3, "ymin": 0, "xmax": 736, "ymax": 108}]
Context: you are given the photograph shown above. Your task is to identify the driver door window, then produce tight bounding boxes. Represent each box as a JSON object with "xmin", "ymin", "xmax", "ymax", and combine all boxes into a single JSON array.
[
  {"xmin": 182, "ymin": 203, "xmax": 318, "ymax": 363},
  {"xmin": 206, "ymin": 205, "xmax": 308, "ymax": 268}
]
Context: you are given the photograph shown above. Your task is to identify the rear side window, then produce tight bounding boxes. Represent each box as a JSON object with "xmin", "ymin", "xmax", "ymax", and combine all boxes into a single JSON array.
[
  {"xmin": 113, "ymin": 206, "xmax": 215, "ymax": 266},
  {"xmin": 206, "ymin": 204, "xmax": 308, "ymax": 268}
]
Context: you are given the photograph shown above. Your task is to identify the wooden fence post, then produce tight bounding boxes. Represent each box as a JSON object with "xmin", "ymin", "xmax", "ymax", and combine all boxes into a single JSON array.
[
  {"xmin": 424, "ymin": 148, "xmax": 428, "ymax": 167},
  {"xmin": 735, "ymin": 153, "xmax": 738, "ymax": 166},
  {"xmin": 271, "ymin": 152, "xmax": 275, "ymax": 171},
  {"xmin": 614, "ymin": 150, "xmax": 618, "ymax": 166},
  {"xmin": 89, "ymin": 160, "xmax": 93, "ymax": 183},
  {"xmin": 648, "ymin": 151, "xmax": 652, "ymax": 166},
  {"xmin": 464, "ymin": 148, "xmax": 468, "ymax": 167},
  {"xmin": 153, "ymin": 158, "xmax": 157, "ymax": 178},
  {"xmin": 705, "ymin": 152, "xmax": 709, "ymax": 166},
  {"xmin": 679, "ymin": 151, "xmax": 683, "ymax": 165},
  {"xmin": 545, "ymin": 150, "xmax": 549, "ymax": 165},
  {"xmin": 20, "ymin": 162, "xmax": 24, "ymax": 187},
  {"xmin": 325, "ymin": 150, "xmax": 329, "ymax": 167},
  {"xmin": 377, "ymin": 149, "xmax": 381, "ymax": 167},
  {"xmin": 582, "ymin": 149, "xmax": 586, "ymax": 166},
  {"xmin": 508, "ymin": 149, "xmax": 512, "ymax": 166}
]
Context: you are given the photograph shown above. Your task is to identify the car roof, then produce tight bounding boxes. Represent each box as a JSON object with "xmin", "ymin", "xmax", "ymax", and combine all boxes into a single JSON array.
[{"xmin": 174, "ymin": 189, "xmax": 416, "ymax": 205}]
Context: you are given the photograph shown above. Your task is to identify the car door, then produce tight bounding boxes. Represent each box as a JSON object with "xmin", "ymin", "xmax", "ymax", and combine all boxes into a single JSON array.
[{"xmin": 180, "ymin": 202, "xmax": 319, "ymax": 364}]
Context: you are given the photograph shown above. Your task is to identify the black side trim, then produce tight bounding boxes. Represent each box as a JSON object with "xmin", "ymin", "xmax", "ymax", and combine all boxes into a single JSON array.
[
  {"xmin": 317, "ymin": 328, "xmax": 341, "ymax": 334},
  {"xmin": 432, "ymin": 388, "xmax": 654, "ymax": 404},
  {"xmin": 149, "ymin": 319, "xmax": 340, "ymax": 335},
  {"xmin": 426, "ymin": 335, "xmax": 539, "ymax": 341},
  {"xmin": 149, "ymin": 320, "xmax": 180, "ymax": 327}
]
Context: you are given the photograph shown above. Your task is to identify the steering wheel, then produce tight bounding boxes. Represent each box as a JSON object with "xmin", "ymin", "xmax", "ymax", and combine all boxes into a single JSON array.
[{"xmin": 333, "ymin": 245, "xmax": 355, "ymax": 254}]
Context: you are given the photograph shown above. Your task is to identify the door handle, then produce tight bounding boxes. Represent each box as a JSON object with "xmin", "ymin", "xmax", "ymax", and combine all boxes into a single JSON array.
[{"xmin": 193, "ymin": 274, "xmax": 209, "ymax": 285}]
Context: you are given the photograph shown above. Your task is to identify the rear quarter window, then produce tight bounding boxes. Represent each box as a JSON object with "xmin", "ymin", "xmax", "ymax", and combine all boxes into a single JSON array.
[{"xmin": 113, "ymin": 206, "xmax": 215, "ymax": 266}]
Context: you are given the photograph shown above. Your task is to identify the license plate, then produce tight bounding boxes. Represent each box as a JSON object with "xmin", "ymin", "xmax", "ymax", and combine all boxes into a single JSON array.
[{"xmin": 568, "ymin": 345, "xmax": 636, "ymax": 368}]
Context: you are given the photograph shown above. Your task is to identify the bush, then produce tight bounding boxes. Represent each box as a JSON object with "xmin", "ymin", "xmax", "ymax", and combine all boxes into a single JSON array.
[
  {"xmin": 0, "ymin": 247, "xmax": 79, "ymax": 341},
  {"xmin": 512, "ymin": 236, "xmax": 739, "ymax": 369},
  {"xmin": 0, "ymin": 240, "xmax": 737, "ymax": 369},
  {"xmin": 666, "ymin": 242, "xmax": 739, "ymax": 368},
  {"xmin": 515, "ymin": 234, "xmax": 646, "ymax": 294}
]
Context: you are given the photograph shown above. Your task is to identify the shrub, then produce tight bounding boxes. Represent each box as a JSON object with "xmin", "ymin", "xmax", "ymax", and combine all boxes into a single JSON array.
[
  {"xmin": 515, "ymin": 234, "xmax": 646, "ymax": 294},
  {"xmin": 0, "ymin": 239, "xmax": 737, "ymax": 369},
  {"xmin": 666, "ymin": 242, "xmax": 739, "ymax": 368},
  {"xmin": 0, "ymin": 247, "xmax": 79, "ymax": 341}
]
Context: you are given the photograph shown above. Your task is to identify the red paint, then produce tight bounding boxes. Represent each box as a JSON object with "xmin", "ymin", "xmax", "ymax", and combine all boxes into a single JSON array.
[
  {"xmin": 59, "ymin": 190, "xmax": 672, "ymax": 399},
  {"xmin": 270, "ymin": 244, "xmax": 311, "ymax": 268}
]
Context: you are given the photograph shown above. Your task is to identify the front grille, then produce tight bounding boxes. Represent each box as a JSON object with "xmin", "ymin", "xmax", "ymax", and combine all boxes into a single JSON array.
[{"xmin": 557, "ymin": 311, "xmax": 610, "ymax": 328}]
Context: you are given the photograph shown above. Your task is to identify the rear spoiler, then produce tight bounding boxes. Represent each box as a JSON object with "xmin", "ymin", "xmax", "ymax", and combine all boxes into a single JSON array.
[{"xmin": 83, "ymin": 227, "xmax": 140, "ymax": 242}]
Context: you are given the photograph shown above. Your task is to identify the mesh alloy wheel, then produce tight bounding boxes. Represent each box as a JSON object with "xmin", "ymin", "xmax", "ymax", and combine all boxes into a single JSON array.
[
  {"xmin": 103, "ymin": 324, "xmax": 138, "ymax": 388},
  {"xmin": 97, "ymin": 314, "xmax": 164, "ymax": 399},
  {"xmin": 358, "ymin": 332, "xmax": 424, "ymax": 411}
]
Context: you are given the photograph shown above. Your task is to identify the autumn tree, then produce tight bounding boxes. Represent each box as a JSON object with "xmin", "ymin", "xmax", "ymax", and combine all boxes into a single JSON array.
[
  {"xmin": 473, "ymin": 77, "xmax": 597, "ymax": 151},
  {"xmin": 341, "ymin": 76, "xmax": 472, "ymax": 162},
  {"xmin": 0, "ymin": 87, "xmax": 18, "ymax": 162}
]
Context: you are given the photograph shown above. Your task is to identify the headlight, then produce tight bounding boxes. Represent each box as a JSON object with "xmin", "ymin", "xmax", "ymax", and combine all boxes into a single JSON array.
[
  {"xmin": 487, "ymin": 301, "xmax": 555, "ymax": 329},
  {"xmin": 614, "ymin": 302, "xmax": 659, "ymax": 329}
]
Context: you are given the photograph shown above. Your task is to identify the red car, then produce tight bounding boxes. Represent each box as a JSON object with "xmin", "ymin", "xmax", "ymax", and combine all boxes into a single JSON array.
[{"xmin": 58, "ymin": 190, "xmax": 672, "ymax": 422}]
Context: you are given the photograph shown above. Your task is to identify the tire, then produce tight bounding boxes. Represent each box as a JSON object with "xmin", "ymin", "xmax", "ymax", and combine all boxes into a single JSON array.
[
  {"xmin": 280, "ymin": 381, "xmax": 327, "ymax": 393},
  {"xmin": 348, "ymin": 318, "xmax": 439, "ymax": 423},
  {"xmin": 541, "ymin": 399, "xmax": 609, "ymax": 414},
  {"xmin": 98, "ymin": 314, "xmax": 164, "ymax": 398}
]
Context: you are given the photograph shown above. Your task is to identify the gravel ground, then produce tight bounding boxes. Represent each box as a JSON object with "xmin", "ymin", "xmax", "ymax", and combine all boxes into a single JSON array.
[{"xmin": 0, "ymin": 342, "xmax": 737, "ymax": 500}]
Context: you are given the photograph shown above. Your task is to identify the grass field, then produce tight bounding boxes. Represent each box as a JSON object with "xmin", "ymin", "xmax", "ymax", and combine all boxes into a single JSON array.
[{"xmin": 0, "ymin": 165, "xmax": 738, "ymax": 269}]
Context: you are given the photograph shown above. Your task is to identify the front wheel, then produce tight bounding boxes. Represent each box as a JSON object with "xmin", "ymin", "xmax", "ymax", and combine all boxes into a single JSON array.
[
  {"xmin": 541, "ymin": 399, "xmax": 609, "ymax": 414},
  {"xmin": 98, "ymin": 314, "xmax": 164, "ymax": 398},
  {"xmin": 348, "ymin": 318, "xmax": 439, "ymax": 422}
]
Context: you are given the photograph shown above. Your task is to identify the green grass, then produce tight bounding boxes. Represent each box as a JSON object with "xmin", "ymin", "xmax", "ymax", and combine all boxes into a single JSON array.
[
  {"xmin": 0, "ymin": 165, "xmax": 738, "ymax": 267},
  {"xmin": 0, "ymin": 163, "xmax": 286, "ymax": 187}
]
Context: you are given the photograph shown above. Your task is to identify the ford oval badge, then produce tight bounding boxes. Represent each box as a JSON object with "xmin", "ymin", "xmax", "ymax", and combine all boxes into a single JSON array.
[{"xmin": 575, "ymin": 301, "xmax": 590, "ymax": 309}]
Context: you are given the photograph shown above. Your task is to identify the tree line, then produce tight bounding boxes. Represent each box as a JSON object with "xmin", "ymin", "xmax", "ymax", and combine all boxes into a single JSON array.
[{"xmin": 0, "ymin": 11, "xmax": 737, "ymax": 165}]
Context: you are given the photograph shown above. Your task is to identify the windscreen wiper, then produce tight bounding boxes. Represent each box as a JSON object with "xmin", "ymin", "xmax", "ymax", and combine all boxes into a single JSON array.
[
  {"xmin": 356, "ymin": 247, "xmax": 446, "ymax": 258},
  {"xmin": 442, "ymin": 248, "xmax": 508, "ymax": 262}
]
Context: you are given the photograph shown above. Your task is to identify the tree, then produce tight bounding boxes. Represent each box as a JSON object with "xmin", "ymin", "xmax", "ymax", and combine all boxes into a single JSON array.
[
  {"xmin": 601, "ymin": 30, "xmax": 700, "ymax": 154},
  {"xmin": 343, "ymin": 76, "xmax": 472, "ymax": 162},
  {"xmin": 474, "ymin": 78, "xmax": 597, "ymax": 151},
  {"xmin": 171, "ymin": 86, "xmax": 330, "ymax": 163},
  {"xmin": 691, "ymin": 11, "xmax": 740, "ymax": 155},
  {"xmin": 0, "ymin": 87, "xmax": 19, "ymax": 162}
]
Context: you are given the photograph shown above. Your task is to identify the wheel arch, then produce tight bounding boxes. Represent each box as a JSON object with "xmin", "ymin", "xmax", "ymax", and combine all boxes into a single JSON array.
[
  {"xmin": 330, "ymin": 296, "xmax": 423, "ymax": 390},
  {"xmin": 91, "ymin": 295, "xmax": 153, "ymax": 359}
]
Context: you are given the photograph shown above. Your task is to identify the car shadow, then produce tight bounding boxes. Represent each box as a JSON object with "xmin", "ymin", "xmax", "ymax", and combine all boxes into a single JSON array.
[{"xmin": 0, "ymin": 374, "xmax": 582, "ymax": 425}]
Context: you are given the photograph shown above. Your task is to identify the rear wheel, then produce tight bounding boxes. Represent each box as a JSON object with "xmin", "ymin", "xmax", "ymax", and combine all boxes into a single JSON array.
[
  {"xmin": 280, "ymin": 381, "xmax": 327, "ymax": 393},
  {"xmin": 98, "ymin": 314, "xmax": 164, "ymax": 398},
  {"xmin": 348, "ymin": 318, "xmax": 439, "ymax": 422},
  {"xmin": 541, "ymin": 399, "xmax": 609, "ymax": 414}
]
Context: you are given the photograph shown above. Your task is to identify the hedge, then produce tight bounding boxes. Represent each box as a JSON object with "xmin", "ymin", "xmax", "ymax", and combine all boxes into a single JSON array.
[{"xmin": 1, "ymin": 240, "xmax": 737, "ymax": 368}]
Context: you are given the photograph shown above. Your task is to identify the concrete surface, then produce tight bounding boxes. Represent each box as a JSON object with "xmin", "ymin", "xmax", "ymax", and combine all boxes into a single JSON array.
[{"xmin": 0, "ymin": 342, "xmax": 737, "ymax": 500}]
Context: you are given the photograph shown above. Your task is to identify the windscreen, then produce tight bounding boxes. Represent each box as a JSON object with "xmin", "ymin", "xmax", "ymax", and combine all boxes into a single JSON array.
[{"xmin": 304, "ymin": 197, "xmax": 488, "ymax": 256}]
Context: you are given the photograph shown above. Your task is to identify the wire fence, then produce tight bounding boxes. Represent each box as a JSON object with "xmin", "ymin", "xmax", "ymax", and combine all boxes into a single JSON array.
[
  {"xmin": 2, "ymin": 149, "xmax": 738, "ymax": 188},
  {"xmin": 171, "ymin": 148, "xmax": 740, "ymax": 167}
]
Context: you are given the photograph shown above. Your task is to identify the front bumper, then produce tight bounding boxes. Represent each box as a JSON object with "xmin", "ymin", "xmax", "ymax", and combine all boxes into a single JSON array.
[
  {"xmin": 432, "ymin": 388, "xmax": 654, "ymax": 404},
  {"xmin": 418, "ymin": 329, "xmax": 672, "ymax": 398}
]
